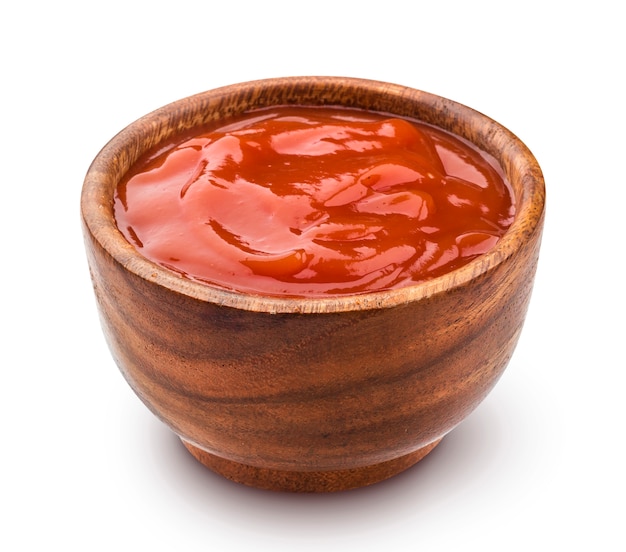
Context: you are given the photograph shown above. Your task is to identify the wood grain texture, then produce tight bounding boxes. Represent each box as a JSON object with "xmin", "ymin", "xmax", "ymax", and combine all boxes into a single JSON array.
[{"xmin": 81, "ymin": 77, "xmax": 545, "ymax": 492}]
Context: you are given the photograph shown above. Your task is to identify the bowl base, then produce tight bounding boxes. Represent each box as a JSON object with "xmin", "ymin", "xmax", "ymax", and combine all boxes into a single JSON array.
[{"xmin": 180, "ymin": 438, "xmax": 442, "ymax": 492}]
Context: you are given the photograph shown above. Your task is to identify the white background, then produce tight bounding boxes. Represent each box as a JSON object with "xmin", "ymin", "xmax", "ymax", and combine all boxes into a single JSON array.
[{"xmin": 2, "ymin": 1, "xmax": 624, "ymax": 550}]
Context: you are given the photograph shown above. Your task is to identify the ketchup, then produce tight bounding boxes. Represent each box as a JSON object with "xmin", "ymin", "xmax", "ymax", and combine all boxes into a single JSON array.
[{"xmin": 115, "ymin": 107, "xmax": 515, "ymax": 297}]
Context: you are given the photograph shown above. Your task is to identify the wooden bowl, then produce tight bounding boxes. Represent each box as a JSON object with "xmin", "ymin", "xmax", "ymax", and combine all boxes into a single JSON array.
[{"xmin": 81, "ymin": 77, "xmax": 545, "ymax": 492}]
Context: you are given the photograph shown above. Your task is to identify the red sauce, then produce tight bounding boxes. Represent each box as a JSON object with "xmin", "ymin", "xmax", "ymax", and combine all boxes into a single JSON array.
[{"xmin": 115, "ymin": 106, "xmax": 515, "ymax": 297}]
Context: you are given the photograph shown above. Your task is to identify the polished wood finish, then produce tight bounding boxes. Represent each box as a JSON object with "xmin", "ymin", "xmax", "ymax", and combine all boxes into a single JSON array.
[{"xmin": 81, "ymin": 77, "xmax": 545, "ymax": 492}]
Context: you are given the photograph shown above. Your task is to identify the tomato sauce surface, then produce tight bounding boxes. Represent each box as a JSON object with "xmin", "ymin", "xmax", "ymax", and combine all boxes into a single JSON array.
[{"xmin": 115, "ymin": 106, "xmax": 515, "ymax": 297}]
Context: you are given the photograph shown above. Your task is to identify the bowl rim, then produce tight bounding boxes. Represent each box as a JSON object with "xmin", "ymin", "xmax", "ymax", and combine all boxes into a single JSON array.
[{"xmin": 81, "ymin": 76, "xmax": 545, "ymax": 314}]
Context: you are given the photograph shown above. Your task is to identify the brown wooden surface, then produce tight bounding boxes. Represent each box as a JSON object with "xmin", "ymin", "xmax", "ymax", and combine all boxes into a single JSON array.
[{"xmin": 81, "ymin": 77, "xmax": 545, "ymax": 492}]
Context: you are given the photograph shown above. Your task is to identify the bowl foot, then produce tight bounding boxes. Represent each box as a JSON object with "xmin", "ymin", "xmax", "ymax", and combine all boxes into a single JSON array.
[{"xmin": 181, "ymin": 438, "xmax": 442, "ymax": 492}]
